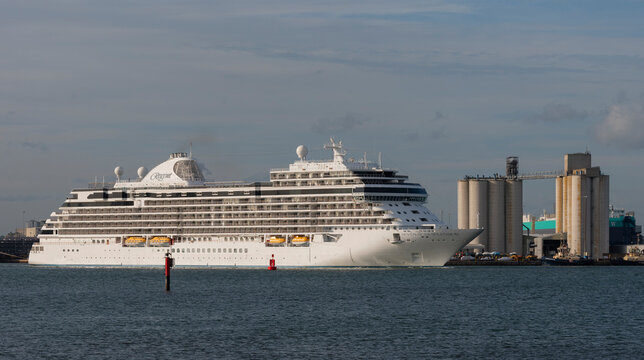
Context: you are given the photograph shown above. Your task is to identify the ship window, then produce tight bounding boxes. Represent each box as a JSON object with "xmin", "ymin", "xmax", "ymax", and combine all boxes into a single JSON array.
[
  {"xmin": 218, "ymin": 249, "xmax": 221, "ymax": 253},
  {"xmin": 420, "ymin": 218, "xmax": 428, "ymax": 221},
  {"xmin": 173, "ymin": 160, "xmax": 205, "ymax": 181},
  {"xmin": 244, "ymin": 249, "xmax": 248, "ymax": 253},
  {"xmin": 234, "ymin": 249, "xmax": 237, "ymax": 253}
]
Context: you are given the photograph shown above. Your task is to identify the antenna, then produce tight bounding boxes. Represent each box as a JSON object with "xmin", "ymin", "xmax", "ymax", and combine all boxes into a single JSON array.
[
  {"xmin": 363, "ymin": 152, "xmax": 367, "ymax": 169},
  {"xmin": 324, "ymin": 137, "xmax": 347, "ymax": 163},
  {"xmin": 189, "ymin": 142, "xmax": 193, "ymax": 159},
  {"xmin": 378, "ymin": 152, "xmax": 382, "ymax": 169}
]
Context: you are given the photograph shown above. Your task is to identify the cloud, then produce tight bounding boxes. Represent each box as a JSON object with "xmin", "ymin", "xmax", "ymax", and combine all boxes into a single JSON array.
[
  {"xmin": 429, "ymin": 124, "xmax": 447, "ymax": 139},
  {"xmin": 312, "ymin": 113, "xmax": 368, "ymax": 134},
  {"xmin": 595, "ymin": 100, "xmax": 644, "ymax": 148},
  {"xmin": 21, "ymin": 140, "xmax": 49, "ymax": 152},
  {"xmin": 190, "ymin": 1, "xmax": 471, "ymax": 18},
  {"xmin": 534, "ymin": 103, "xmax": 588, "ymax": 122},
  {"xmin": 404, "ymin": 111, "xmax": 448, "ymax": 141},
  {"xmin": 0, "ymin": 194, "xmax": 52, "ymax": 202},
  {"xmin": 405, "ymin": 132, "xmax": 420, "ymax": 141},
  {"xmin": 430, "ymin": 111, "xmax": 445, "ymax": 122}
]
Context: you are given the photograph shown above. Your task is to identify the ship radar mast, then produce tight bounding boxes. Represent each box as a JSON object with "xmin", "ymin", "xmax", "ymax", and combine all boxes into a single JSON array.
[{"xmin": 324, "ymin": 137, "xmax": 346, "ymax": 163}]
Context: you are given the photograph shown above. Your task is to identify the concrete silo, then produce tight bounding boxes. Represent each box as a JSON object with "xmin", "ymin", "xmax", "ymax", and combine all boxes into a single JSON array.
[
  {"xmin": 468, "ymin": 179, "xmax": 488, "ymax": 248},
  {"xmin": 565, "ymin": 175, "xmax": 572, "ymax": 234},
  {"xmin": 569, "ymin": 175, "xmax": 592, "ymax": 256},
  {"xmin": 569, "ymin": 175, "xmax": 582, "ymax": 256},
  {"xmin": 487, "ymin": 179, "xmax": 505, "ymax": 253},
  {"xmin": 555, "ymin": 176, "xmax": 563, "ymax": 233},
  {"xmin": 599, "ymin": 175, "xmax": 610, "ymax": 256},
  {"xmin": 457, "ymin": 180, "xmax": 469, "ymax": 230},
  {"xmin": 505, "ymin": 179, "xmax": 523, "ymax": 254},
  {"xmin": 591, "ymin": 176, "xmax": 601, "ymax": 257}
]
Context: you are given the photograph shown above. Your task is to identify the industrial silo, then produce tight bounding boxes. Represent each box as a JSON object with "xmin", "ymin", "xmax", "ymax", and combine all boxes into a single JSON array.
[
  {"xmin": 599, "ymin": 175, "xmax": 610, "ymax": 256},
  {"xmin": 487, "ymin": 179, "xmax": 505, "ymax": 253},
  {"xmin": 468, "ymin": 179, "xmax": 488, "ymax": 248},
  {"xmin": 582, "ymin": 176, "xmax": 592, "ymax": 257},
  {"xmin": 565, "ymin": 175, "xmax": 572, "ymax": 234},
  {"xmin": 591, "ymin": 176, "xmax": 601, "ymax": 258},
  {"xmin": 504, "ymin": 179, "xmax": 523, "ymax": 254},
  {"xmin": 555, "ymin": 176, "xmax": 563, "ymax": 233},
  {"xmin": 569, "ymin": 175, "xmax": 582, "ymax": 256},
  {"xmin": 457, "ymin": 180, "xmax": 469, "ymax": 229}
]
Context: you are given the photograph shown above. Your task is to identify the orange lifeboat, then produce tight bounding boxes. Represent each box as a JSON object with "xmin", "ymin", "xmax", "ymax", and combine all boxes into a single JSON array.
[
  {"xmin": 268, "ymin": 236, "xmax": 286, "ymax": 245},
  {"xmin": 149, "ymin": 236, "xmax": 172, "ymax": 247},
  {"xmin": 291, "ymin": 236, "xmax": 310, "ymax": 245},
  {"xmin": 124, "ymin": 236, "xmax": 146, "ymax": 247}
]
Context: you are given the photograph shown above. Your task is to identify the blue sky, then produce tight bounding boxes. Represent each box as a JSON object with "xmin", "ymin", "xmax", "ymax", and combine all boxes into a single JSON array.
[{"xmin": 2, "ymin": 0, "xmax": 644, "ymax": 233}]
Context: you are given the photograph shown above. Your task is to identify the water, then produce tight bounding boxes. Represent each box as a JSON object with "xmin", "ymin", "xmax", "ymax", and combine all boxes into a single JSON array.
[{"xmin": 1, "ymin": 264, "xmax": 642, "ymax": 359}]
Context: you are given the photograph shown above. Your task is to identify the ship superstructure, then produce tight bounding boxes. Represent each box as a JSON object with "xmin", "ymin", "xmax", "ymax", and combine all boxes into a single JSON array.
[{"xmin": 29, "ymin": 139, "xmax": 481, "ymax": 267}]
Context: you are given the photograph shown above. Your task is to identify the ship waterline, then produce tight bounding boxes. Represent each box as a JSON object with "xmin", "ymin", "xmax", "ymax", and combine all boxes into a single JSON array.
[{"xmin": 29, "ymin": 139, "xmax": 481, "ymax": 267}]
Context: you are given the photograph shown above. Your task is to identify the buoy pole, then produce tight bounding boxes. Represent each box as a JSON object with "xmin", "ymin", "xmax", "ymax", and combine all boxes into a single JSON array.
[
  {"xmin": 165, "ymin": 252, "xmax": 173, "ymax": 291},
  {"xmin": 268, "ymin": 254, "xmax": 277, "ymax": 270}
]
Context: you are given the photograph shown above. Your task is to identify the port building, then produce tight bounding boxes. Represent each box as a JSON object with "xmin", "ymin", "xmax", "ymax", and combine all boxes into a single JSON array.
[
  {"xmin": 458, "ymin": 153, "xmax": 610, "ymax": 259},
  {"xmin": 457, "ymin": 157, "xmax": 524, "ymax": 254},
  {"xmin": 555, "ymin": 153, "xmax": 609, "ymax": 258}
]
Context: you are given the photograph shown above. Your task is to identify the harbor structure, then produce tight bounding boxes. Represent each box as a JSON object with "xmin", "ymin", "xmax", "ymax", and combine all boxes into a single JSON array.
[
  {"xmin": 524, "ymin": 206, "xmax": 640, "ymax": 258},
  {"xmin": 458, "ymin": 152, "xmax": 610, "ymax": 259},
  {"xmin": 555, "ymin": 153, "xmax": 609, "ymax": 259},
  {"xmin": 457, "ymin": 157, "xmax": 523, "ymax": 254}
]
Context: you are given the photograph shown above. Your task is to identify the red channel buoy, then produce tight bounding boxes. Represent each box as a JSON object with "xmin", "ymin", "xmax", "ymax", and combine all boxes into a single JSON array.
[
  {"xmin": 268, "ymin": 254, "xmax": 277, "ymax": 270},
  {"xmin": 165, "ymin": 252, "xmax": 174, "ymax": 291}
]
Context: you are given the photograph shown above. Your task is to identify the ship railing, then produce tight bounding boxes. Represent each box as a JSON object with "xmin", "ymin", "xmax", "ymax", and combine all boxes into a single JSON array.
[
  {"xmin": 88, "ymin": 182, "xmax": 117, "ymax": 189},
  {"xmin": 203, "ymin": 181, "xmax": 269, "ymax": 188}
]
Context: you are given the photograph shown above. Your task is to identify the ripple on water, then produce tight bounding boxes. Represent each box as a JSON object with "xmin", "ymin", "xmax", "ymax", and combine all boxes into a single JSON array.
[{"xmin": 1, "ymin": 265, "xmax": 643, "ymax": 359}]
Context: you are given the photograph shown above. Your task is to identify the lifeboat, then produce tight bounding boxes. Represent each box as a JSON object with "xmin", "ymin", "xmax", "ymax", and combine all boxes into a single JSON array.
[
  {"xmin": 124, "ymin": 236, "xmax": 146, "ymax": 247},
  {"xmin": 291, "ymin": 236, "xmax": 310, "ymax": 245},
  {"xmin": 149, "ymin": 236, "xmax": 172, "ymax": 246},
  {"xmin": 267, "ymin": 236, "xmax": 286, "ymax": 245}
]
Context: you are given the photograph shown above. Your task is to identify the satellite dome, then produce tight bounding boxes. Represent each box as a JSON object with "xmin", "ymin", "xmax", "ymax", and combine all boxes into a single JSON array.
[
  {"xmin": 114, "ymin": 166, "xmax": 124, "ymax": 180},
  {"xmin": 296, "ymin": 145, "xmax": 308, "ymax": 160},
  {"xmin": 137, "ymin": 166, "xmax": 148, "ymax": 179}
]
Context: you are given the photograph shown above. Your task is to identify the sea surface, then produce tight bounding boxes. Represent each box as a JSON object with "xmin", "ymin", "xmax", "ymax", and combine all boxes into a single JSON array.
[{"xmin": 1, "ymin": 264, "xmax": 642, "ymax": 359}]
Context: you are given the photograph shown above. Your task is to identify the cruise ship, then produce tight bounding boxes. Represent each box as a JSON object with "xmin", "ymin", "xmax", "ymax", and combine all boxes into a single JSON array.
[{"xmin": 29, "ymin": 139, "xmax": 482, "ymax": 267}]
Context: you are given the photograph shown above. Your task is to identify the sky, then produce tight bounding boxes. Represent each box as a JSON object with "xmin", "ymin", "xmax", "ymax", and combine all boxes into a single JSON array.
[{"xmin": 2, "ymin": 0, "xmax": 644, "ymax": 234}]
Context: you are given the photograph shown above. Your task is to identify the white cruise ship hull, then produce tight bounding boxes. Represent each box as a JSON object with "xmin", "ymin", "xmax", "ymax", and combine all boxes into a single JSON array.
[{"xmin": 29, "ymin": 229, "xmax": 482, "ymax": 267}]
